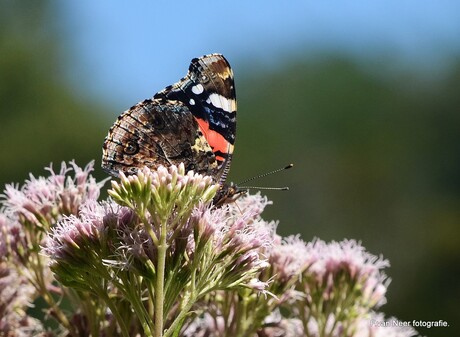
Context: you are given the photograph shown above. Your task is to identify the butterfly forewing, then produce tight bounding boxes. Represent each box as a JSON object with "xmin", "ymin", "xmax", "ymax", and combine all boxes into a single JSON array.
[{"xmin": 154, "ymin": 53, "xmax": 237, "ymax": 184}]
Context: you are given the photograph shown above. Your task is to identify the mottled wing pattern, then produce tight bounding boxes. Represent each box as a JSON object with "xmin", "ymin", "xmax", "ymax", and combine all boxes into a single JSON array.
[
  {"xmin": 154, "ymin": 53, "xmax": 237, "ymax": 184},
  {"xmin": 102, "ymin": 99, "xmax": 218, "ymax": 177},
  {"xmin": 102, "ymin": 54, "xmax": 237, "ymax": 186}
]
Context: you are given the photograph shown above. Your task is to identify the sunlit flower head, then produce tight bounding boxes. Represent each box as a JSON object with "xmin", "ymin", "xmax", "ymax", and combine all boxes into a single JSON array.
[
  {"xmin": 269, "ymin": 234, "xmax": 313, "ymax": 285},
  {"xmin": 289, "ymin": 239, "xmax": 392, "ymax": 337},
  {"xmin": 226, "ymin": 191, "xmax": 272, "ymax": 220},
  {"xmin": 305, "ymin": 239, "xmax": 390, "ymax": 308},
  {"xmin": 43, "ymin": 200, "xmax": 122, "ymax": 288},
  {"xmin": 1, "ymin": 160, "xmax": 106, "ymax": 230},
  {"xmin": 191, "ymin": 197, "xmax": 275, "ymax": 292},
  {"xmin": 108, "ymin": 164, "xmax": 219, "ymax": 221}
]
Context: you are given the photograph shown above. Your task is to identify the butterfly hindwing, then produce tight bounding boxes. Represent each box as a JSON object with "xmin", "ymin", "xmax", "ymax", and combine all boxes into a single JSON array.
[{"xmin": 102, "ymin": 99, "xmax": 218, "ymax": 177}]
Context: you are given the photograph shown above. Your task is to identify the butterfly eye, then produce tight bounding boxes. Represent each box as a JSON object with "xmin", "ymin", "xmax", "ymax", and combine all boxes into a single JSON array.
[
  {"xmin": 186, "ymin": 163, "xmax": 196, "ymax": 171},
  {"xmin": 124, "ymin": 141, "xmax": 139, "ymax": 155}
]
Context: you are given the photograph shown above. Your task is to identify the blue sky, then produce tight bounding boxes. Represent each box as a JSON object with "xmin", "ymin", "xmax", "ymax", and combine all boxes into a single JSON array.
[{"xmin": 57, "ymin": 1, "xmax": 460, "ymax": 109}]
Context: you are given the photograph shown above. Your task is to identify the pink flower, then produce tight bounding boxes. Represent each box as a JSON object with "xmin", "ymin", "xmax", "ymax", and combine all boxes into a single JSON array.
[
  {"xmin": 43, "ymin": 200, "xmax": 125, "ymax": 288},
  {"xmin": 1, "ymin": 160, "xmax": 107, "ymax": 230},
  {"xmin": 269, "ymin": 235, "xmax": 314, "ymax": 285},
  {"xmin": 304, "ymin": 239, "xmax": 390, "ymax": 308},
  {"xmin": 44, "ymin": 201, "xmax": 109, "ymax": 262}
]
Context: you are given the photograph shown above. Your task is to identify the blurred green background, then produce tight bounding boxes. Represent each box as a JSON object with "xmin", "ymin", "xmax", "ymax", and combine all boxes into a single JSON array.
[{"xmin": 1, "ymin": 2, "xmax": 459, "ymax": 336}]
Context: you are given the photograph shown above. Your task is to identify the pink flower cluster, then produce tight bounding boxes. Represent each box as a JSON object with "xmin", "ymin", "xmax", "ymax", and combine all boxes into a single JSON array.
[
  {"xmin": 0, "ymin": 161, "xmax": 421, "ymax": 337},
  {"xmin": 2, "ymin": 160, "xmax": 105, "ymax": 230}
]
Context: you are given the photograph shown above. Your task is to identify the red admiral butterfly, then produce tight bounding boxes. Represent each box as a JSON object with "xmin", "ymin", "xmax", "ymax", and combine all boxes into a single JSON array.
[{"xmin": 102, "ymin": 54, "xmax": 241, "ymax": 205}]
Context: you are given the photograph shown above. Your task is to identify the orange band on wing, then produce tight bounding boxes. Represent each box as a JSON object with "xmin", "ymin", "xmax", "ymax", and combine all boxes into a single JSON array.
[{"xmin": 195, "ymin": 118, "xmax": 230, "ymax": 161}]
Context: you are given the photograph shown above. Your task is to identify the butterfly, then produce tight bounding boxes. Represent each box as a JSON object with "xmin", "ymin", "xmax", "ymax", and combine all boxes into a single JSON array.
[{"xmin": 102, "ymin": 53, "xmax": 242, "ymax": 205}]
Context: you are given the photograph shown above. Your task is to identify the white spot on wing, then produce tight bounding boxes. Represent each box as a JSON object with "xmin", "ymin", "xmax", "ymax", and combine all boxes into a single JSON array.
[
  {"xmin": 189, "ymin": 98, "xmax": 195, "ymax": 105},
  {"xmin": 191, "ymin": 84, "xmax": 204, "ymax": 94},
  {"xmin": 207, "ymin": 93, "xmax": 236, "ymax": 113}
]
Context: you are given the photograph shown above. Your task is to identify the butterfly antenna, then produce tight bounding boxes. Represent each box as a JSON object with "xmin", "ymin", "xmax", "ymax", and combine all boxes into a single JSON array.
[
  {"xmin": 239, "ymin": 186, "xmax": 290, "ymax": 191},
  {"xmin": 237, "ymin": 163, "xmax": 293, "ymax": 190}
]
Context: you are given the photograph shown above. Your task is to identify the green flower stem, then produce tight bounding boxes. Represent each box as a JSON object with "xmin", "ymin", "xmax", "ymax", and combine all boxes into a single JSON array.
[
  {"xmin": 235, "ymin": 296, "xmax": 248, "ymax": 337},
  {"xmin": 300, "ymin": 304, "xmax": 311, "ymax": 337},
  {"xmin": 154, "ymin": 214, "xmax": 169, "ymax": 337},
  {"xmin": 147, "ymin": 280, "xmax": 155, "ymax": 318},
  {"xmin": 39, "ymin": 287, "xmax": 77, "ymax": 336},
  {"xmin": 240, "ymin": 293, "xmax": 265, "ymax": 337},
  {"xmin": 167, "ymin": 208, "xmax": 194, "ymax": 242},
  {"xmin": 116, "ymin": 274, "xmax": 154, "ymax": 337},
  {"xmin": 317, "ymin": 294, "xmax": 327, "ymax": 337},
  {"xmin": 332, "ymin": 277, "xmax": 359, "ymax": 335},
  {"xmin": 92, "ymin": 285, "xmax": 130, "ymax": 337},
  {"xmin": 76, "ymin": 291, "xmax": 102, "ymax": 337},
  {"xmin": 27, "ymin": 235, "xmax": 78, "ymax": 337},
  {"xmin": 163, "ymin": 292, "xmax": 198, "ymax": 337}
]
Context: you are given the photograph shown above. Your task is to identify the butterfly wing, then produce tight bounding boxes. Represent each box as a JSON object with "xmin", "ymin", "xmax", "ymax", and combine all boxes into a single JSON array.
[
  {"xmin": 102, "ymin": 54, "xmax": 236, "ymax": 186},
  {"xmin": 154, "ymin": 53, "xmax": 237, "ymax": 184},
  {"xmin": 102, "ymin": 98, "xmax": 219, "ymax": 176}
]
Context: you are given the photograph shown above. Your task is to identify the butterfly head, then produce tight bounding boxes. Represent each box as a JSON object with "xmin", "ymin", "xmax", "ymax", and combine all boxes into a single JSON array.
[{"xmin": 213, "ymin": 182, "xmax": 247, "ymax": 207}]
